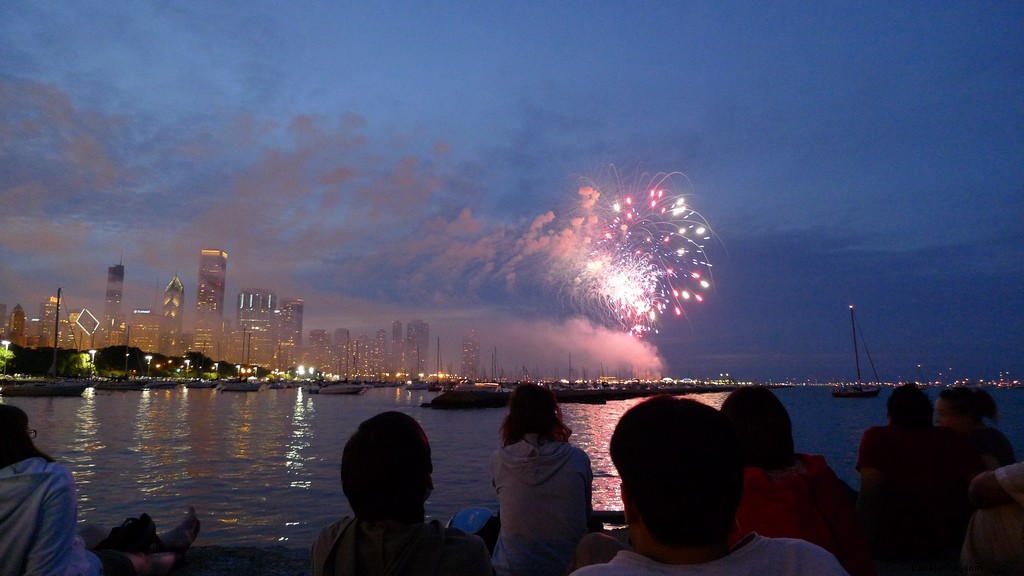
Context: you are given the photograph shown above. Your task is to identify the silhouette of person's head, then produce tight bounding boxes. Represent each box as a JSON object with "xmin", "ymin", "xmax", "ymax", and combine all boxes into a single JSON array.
[
  {"xmin": 611, "ymin": 395, "xmax": 743, "ymax": 547},
  {"xmin": 341, "ymin": 411, "xmax": 432, "ymax": 524},
  {"xmin": 937, "ymin": 387, "xmax": 999, "ymax": 430},
  {"xmin": 721, "ymin": 386, "xmax": 795, "ymax": 470},
  {"xmin": 501, "ymin": 383, "xmax": 571, "ymax": 446},
  {"xmin": 887, "ymin": 383, "xmax": 933, "ymax": 429},
  {"xmin": 0, "ymin": 404, "xmax": 53, "ymax": 469}
]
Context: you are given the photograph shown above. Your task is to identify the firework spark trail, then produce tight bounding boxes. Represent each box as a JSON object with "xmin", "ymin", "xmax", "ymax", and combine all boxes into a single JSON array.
[{"xmin": 567, "ymin": 171, "xmax": 715, "ymax": 337}]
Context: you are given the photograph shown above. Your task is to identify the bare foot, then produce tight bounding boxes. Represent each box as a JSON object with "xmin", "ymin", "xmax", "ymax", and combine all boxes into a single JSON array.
[{"xmin": 158, "ymin": 506, "xmax": 201, "ymax": 552}]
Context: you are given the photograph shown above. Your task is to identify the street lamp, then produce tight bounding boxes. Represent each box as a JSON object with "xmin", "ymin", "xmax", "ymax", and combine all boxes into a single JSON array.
[
  {"xmin": 1, "ymin": 340, "xmax": 10, "ymax": 378},
  {"xmin": 145, "ymin": 355, "xmax": 153, "ymax": 378},
  {"xmin": 184, "ymin": 358, "xmax": 191, "ymax": 377},
  {"xmin": 88, "ymin": 349, "xmax": 97, "ymax": 377}
]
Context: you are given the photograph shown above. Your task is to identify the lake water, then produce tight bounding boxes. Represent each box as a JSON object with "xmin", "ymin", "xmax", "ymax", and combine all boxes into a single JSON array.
[{"xmin": 4, "ymin": 385, "xmax": 1022, "ymax": 548}]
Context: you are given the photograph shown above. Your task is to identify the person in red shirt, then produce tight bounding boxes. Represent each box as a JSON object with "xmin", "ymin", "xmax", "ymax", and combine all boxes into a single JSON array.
[
  {"xmin": 722, "ymin": 386, "xmax": 875, "ymax": 576},
  {"xmin": 856, "ymin": 383, "xmax": 985, "ymax": 561}
]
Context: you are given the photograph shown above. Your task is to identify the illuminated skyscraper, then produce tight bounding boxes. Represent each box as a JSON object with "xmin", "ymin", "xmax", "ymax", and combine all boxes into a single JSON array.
[
  {"xmin": 334, "ymin": 328, "xmax": 350, "ymax": 378},
  {"xmin": 38, "ymin": 296, "xmax": 59, "ymax": 348},
  {"xmin": 276, "ymin": 298, "xmax": 303, "ymax": 369},
  {"xmin": 130, "ymin": 309, "xmax": 161, "ymax": 354},
  {"xmin": 307, "ymin": 329, "xmax": 333, "ymax": 376},
  {"xmin": 160, "ymin": 275, "xmax": 184, "ymax": 356},
  {"xmin": 390, "ymin": 320, "xmax": 404, "ymax": 375},
  {"xmin": 461, "ymin": 330, "xmax": 480, "ymax": 379},
  {"xmin": 236, "ymin": 289, "xmax": 276, "ymax": 367},
  {"xmin": 194, "ymin": 249, "xmax": 227, "ymax": 358},
  {"xmin": 9, "ymin": 305, "xmax": 26, "ymax": 347},
  {"xmin": 406, "ymin": 320, "xmax": 428, "ymax": 375},
  {"xmin": 102, "ymin": 263, "xmax": 125, "ymax": 347}
]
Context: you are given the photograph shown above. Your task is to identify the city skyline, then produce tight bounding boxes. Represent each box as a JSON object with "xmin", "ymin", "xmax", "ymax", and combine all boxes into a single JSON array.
[{"xmin": 1, "ymin": 3, "xmax": 1021, "ymax": 382}]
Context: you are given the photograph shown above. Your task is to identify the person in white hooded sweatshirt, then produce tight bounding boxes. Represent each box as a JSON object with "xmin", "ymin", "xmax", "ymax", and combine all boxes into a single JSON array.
[
  {"xmin": 0, "ymin": 404, "xmax": 199, "ymax": 576},
  {"xmin": 490, "ymin": 384, "xmax": 594, "ymax": 576}
]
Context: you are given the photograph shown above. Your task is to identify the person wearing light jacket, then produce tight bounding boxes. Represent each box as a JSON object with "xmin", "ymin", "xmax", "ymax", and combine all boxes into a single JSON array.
[
  {"xmin": 490, "ymin": 384, "xmax": 593, "ymax": 576},
  {"xmin": 0, "ymin": 404, "xmax": 199, "ymax": 576}
]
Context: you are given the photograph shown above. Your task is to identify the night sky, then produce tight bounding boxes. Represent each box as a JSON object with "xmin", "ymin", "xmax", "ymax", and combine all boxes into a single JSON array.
[{"xmin": 2, "ymin": 2, "xmax": 1021, "ymax": 382}]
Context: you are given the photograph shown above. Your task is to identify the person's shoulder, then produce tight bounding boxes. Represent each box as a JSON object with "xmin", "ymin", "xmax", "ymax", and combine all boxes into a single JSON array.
[
  {"xmin": 312, "ymin": 516, "xmax": 355, "ymax": 554},
  {"xmin": 434, "ymin": 522, "xmax": 492, "ymax": 575},
  {"xmin": 733, "ymin": 534, "xmax": 848, "ymax": 574},
  {"xmin": 569, "ymin": 550, "xmax": 651, "ymax": 575}
]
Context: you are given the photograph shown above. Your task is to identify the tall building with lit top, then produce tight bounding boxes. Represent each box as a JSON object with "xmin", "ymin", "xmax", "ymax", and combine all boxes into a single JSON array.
[
  {"xmin": 9, "ymin": 305, "xmax": 26, "ymax": 347},
  {"xmin": 102, "ymin": 263, "xmax": 125, "ymax": 347},
  {"xmin": 236, "ymin": 289, "xmax": 276, "ymax": 367},
  {"xmin": 276, "ymin": 298, "xmax": 303, "ymax": 369},
  {"xmin": 194, "ymin": 249, "xmax": 227, "ymax": 358},
  {"xmin": 36, "ymin": 296, "xmax": 72, "ymax": 348},
  {"xmin": 130, "ymin": 309, "xmax": 160, "ymax": 354},
  {"xmin": 462, "ymin": 330, "xmax": 480, "ymax": 380},
  {"xmin": 160, "ymin": 275, "xmax": 184, "ymax": 356}
]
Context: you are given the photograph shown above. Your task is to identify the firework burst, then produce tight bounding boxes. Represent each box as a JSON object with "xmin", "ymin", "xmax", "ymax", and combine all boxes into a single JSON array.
[{"xmin": 568, "ymin": 171, "xmax": 714, "ymax": 337}]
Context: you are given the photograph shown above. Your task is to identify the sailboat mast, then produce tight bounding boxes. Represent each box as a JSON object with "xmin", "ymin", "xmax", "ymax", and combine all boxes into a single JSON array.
[
  {"xmin": 849, "ymin": 305, "xmax": 862, "ymax": 384},
  {"xmin": 49, "ymin": 288, "xmax": 62, "ymax": 377}
]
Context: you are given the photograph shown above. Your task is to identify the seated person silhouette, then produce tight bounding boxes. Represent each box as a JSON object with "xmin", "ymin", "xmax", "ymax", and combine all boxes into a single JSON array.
[
  {"xmin": 856, "ymin": 383, "xmax": 985, "ymax": 561},
  {"xmin": 935, "ymin": 387, "xmax": 1016, "ymax": 469},
  {"xmin": 311, "ymin": 411, "xmax": 492, "ymax": 576},
  {"xmin": 960, "ymin": 460, "xmax": 1024, "ymax": 574},
  {"xmin": 721, "ymin": 387, "xmax": 874, "ymax": 576},
  {"xmin": 570, "ymin": 395, "xmax": 847, "ymax": 575}
]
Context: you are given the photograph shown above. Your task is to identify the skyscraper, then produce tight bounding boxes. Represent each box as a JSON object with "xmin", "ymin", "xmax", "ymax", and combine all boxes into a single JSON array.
[
  {"xmin": 159, "ymin": 275, "xmax": 184, "ymax": 356},
  {"xmin": 276, "ymin": 298, "xmax": 304, "ymax": 369},
  {"xmin": 462, "ymin": 330, "xmax": 480, "ymax": 380},
  {"xmin": 194, "ymin": 249, "xmax": 227, "ymax": 358},
  {"xmin": 0, "ymin": 303, "xmax": 6, "ymax": 338},
  {"xmin": 130, "ymin": 309, "xmax": 160, "ymax": 354},
  {"xmin": 405, "ymin": 320, "xmax": 429, "ymax": 375},
  {"xmin": 9, "ymin": 305, "xmax": 25, "ymax": 347},
  {"xmin": 102, "ymin": 263, "xmax": 125, "ymax": 347},
  {"xmin": 236, "ymin": 289, "xmax": 276, "ymax": 367},
  {"xmin": 390, "ymin": 320, "xmax": 404, "ymax": 375},
  {"xmin": 334, "ymin": 328, "xmax": 350, "ymax": 378},
  {"xmin": 38, "ymin": 295, "xmax": 58, "ymax": 348},
  {"xmin": 307, "ymin": 329, "xmax": 333, "ymax": 375}
]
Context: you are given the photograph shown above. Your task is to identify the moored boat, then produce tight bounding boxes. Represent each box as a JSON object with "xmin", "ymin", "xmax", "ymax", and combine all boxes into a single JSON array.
[
  {"xmin": 216, "ymin": 380, "xmax": 263, "ymax": 392},
  {"xmin": 0, "ymin": 379, "xmax": 89, "ymax": 397},
  {"xmin": 833, "ymin": 305, "xmax": 883, "ymax": 399},
  {"xmin": 316, "ymin": 382, "xmax": 369, "ymax": 395},
  {"xmin": 831, "ymin": 384, "xmax": 881, "ymax": 398},
  {"xmin": 93, "ymin": 380, "xmax": 146, "ymax": 391}
]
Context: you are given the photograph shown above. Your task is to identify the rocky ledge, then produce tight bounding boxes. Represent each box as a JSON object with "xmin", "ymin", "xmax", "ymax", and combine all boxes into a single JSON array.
[{"xmin": 177, "ymin": 546, "xmax": 308, "ymax": 576}]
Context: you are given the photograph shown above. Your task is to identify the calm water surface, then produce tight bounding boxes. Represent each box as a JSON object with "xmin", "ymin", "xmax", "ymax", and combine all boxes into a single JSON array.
[{"xmin": 5, "ymin": 385, "xmax": 1022, "ymax": 547}]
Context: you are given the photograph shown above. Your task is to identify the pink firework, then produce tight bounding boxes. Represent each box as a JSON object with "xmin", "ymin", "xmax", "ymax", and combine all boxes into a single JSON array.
[{"xmin": 571, "ymin": 171, "xmax": 714, "ymax": 337}]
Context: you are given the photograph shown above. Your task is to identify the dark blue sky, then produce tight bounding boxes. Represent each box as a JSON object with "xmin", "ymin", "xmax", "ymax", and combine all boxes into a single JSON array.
[{"xmin": 1, "ymin": 2, "xmax": 1021, "ymax": 382}]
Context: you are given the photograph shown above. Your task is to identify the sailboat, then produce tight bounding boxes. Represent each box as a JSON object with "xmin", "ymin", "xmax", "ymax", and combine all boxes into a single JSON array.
[
  {"xmin": 832, "ymin": 305, "xmax": 882, "ymax": 398},
  {"xmin": 0, "ymin": 288, "xmax": 89, "ymax": 397}
]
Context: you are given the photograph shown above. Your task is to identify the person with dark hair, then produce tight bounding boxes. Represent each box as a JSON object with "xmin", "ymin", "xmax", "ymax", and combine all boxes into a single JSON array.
[
  {"xmin": 490, "ymin": 384, "xmax": 593, "ymax": 576},
  {"xmin": 936, "ymin": 387, "xmax": 1015, "ymax": 469},
  {"xmin": 0, "ymin": 404, "xmax": 200, "ymax": 576},
  {"xmin": 570, "ymin": 395, "xmax": 846, "ymax": 575},
  {"xmin": 721, "ymin": 387, "xmax": 874, "ymax": 576},
  {"xmin": 856, "ymin": 383, "xmax": 985, "ymax": 561},
  {"xmin": 311, "ymin": 411, "xmax": 492, "ymax": 576}
]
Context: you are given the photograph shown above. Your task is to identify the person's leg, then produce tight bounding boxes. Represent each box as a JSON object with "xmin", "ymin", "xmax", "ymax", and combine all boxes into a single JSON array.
[{"xmin": 157, "ymin": 506, "xmax": 200, "ymax": 552}]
